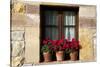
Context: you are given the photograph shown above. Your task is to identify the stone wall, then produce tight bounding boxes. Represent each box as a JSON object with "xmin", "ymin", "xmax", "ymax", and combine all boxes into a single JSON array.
[
  {"xmin": 11, "ymin": 2, "xmax": 26, "ymax": 66},
  {"xmin": 11, "ymin": 2, "xmax": 40, "ymax": 66},
  {"xmin": 11, "ymin": 27, "xmax": 25, "ymax": 67},
  {"xmin": 79, "ymin": 6, "xmax": 96, "ymax": 61}
]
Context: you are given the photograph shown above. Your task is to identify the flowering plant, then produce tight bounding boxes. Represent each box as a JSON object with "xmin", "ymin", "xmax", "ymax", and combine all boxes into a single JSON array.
[
  {"xmin": 41, "ymin": 37, "xmax": 80, "ymax": 53},
  {"xmin": 51, "ymin": 39, "xmax": 64, "ymax": 52},
  {"xmin": 63, "ymin": 39, "xmax": 71, "ymax": 53},
  {"xmin": 41, "ymin": 38, "xmax": 53, "ymax": 53},
  {"xmin": 67, "ymin": 38, "xmax": 80, "ymax": 53},
  {"xmin": 51, "ymin": 36, "xmax": 69, "ymax": 52}
]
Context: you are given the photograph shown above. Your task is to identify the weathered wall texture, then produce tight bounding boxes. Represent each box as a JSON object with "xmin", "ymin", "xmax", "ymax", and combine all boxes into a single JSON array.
[
  {"xmin": 11, "ymin": 26, "xmax": 25, "ymax": 67},
  {"xmin": 79, "ymin": 6, "xmax": 96, "ymax": 61},
  {"xmin": 24, "ymin": 4, "xmax": 40, "ymax": 64},
  {"xmin": 11, "ymin": 2, "xmax": 40, "ymax": 65},
  {"xmin": 11, "ymin": 2, "xmax": 26, "ymax": 66},
  {"xmin": 11, "ymin": 1, "xmax": 96, "ymax": 66}
]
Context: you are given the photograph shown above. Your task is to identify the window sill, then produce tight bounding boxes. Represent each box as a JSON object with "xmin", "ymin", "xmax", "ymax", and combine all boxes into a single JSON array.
[
  {"xmin": 37, "ymin": 60, "xmax": 80, "ymax": 65},
  {"xmin": 23, "ymin": 60, "xmax": 96, "ymax": 66}
]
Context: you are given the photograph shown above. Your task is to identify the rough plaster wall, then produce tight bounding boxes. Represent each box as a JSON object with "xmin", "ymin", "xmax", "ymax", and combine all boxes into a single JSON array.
[
  {"xmin": 79, "ymin": 6, "xmax": 96, "ymax": 61},
  {"xmin": 24, "ymin": 4, "xmax": 40, "ymax": 64},
  {"xmin": 25, "ymin": 26, "xmax": 40, "ymax": 64},
  {"xmin": 79, "ymin": 6, "xmax": 96, "ymax": 18}
]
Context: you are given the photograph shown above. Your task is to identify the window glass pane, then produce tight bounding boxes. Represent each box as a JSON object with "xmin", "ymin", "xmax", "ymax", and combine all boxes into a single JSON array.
[
  {"xmin": 64, "ymin": 12, "xmax": 69, "ymax": 25},
  {"xmin": 64, "ymin": 27, "xmax": 75, "ymax": 40},
  {"xmin": 45, "ymin": 11, "xmax": 58, "ymax": 25},
  {"xmin": 45, "ymin": 27, "xmax": 51, "ymax": 39},
  {"xmin": 64, "ymin": 12, "xmax": 75, "ymax": 25},
  {"xmin": 72, "ymin": 13, "xmax": 75, "ymax": 25},
  {"xmin": 69, "ymin": 28, "xmax": 75, "ymax": 40},
  {"xmin": 51, "ymin": 28, "xmax": 58, "ymax": 40},
  {"xmin": 64, "ymin": 27, "xmax": 69, "ymax": 39},
  {"xmin": 45, "ymin": 27, "xmax": 58, "ymax": 40}
]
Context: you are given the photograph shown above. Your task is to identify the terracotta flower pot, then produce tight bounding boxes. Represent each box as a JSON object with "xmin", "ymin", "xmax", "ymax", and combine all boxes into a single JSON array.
[
  {"xmin": 56, "ymin": 51, "xmax": 64, "ymax": 61},
  {"xmin": 43, "ymin": 52, "xmax": 51, "ymax": 62},
  {"xmin": 70, "ymin": 51, "xmax": 78, "ymax": 61}
]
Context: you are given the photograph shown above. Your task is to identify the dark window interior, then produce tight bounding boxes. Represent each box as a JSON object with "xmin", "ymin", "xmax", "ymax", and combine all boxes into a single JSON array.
[{"xmin": 40, "ymin": 5, "xmax": 79, "ymax": 62}]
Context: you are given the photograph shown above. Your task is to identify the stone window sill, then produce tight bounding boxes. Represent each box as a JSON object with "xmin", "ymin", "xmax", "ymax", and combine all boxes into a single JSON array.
[{"xmin": 37, "ymin": 60, "xmax": 80, "ymax": 65}]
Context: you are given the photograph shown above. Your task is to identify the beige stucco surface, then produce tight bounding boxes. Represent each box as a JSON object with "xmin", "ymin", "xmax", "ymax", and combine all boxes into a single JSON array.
[
  {"xmin": 79, "ymin": 6, "xmax": 96, "ymax": 61},
  {"xmin": 79, "ymin": 6, "xmax": 96, "ymax": 18},
  {"xmin": 25, "ymin": 26, "xmax": 40, "ymax": 64}
]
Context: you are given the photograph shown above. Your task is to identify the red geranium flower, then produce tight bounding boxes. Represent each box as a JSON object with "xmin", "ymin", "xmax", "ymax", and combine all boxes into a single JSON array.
[
  {"xmin": 63, "ymin": 44, "xmax": 69, "ymax": 49},
  {"xmin": 69, "ymin": 38, "xmax": 80, "ymax": 50},
  {"xmin": 43, "ymin": 40, "xmax": 48, "ymax": 45}
]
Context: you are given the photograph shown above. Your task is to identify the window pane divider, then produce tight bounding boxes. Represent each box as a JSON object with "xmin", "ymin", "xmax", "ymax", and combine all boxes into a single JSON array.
[
  {"xmin": 63, "ymin": 26, "xmax": 75, "ymax": 28},
  {"xmin": 44, "ymin": 26, "xmax": 58, "ymax": 27}
]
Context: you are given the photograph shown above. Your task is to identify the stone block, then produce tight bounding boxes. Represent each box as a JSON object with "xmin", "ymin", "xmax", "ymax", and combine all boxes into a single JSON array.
[
  {"xmin": 11, "ymin": 41, "xmax": 25, "ymax": 57},
  {"xmin": 26, "ymin": 4, "xmax": 39, "ymax": 14},
  {"xmin": 11, "ymin": 31, "xmax": 25, "ymax": 41}
]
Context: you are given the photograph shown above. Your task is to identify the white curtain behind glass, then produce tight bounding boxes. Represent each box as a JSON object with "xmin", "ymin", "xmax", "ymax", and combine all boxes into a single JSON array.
[{"xmin": 64, "ymin": 12, "xmax": 75, "ymax": 40}]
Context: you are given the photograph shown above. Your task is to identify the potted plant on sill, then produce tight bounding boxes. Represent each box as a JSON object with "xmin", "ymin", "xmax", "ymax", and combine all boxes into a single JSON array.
[
  {"xmin": 64, "ymin": 39, "xmax": 71, "ymax": 59},
  {"xmin": 41, "ymin": 39, "xmax": 53, "ymax": 62},
  {"xmin": 51, "ymin": 39, "xmax": 66, "ymax": 61},
  {"xmin": 68, "ymin": 38, "xmax": 80, "ymax": 61}
]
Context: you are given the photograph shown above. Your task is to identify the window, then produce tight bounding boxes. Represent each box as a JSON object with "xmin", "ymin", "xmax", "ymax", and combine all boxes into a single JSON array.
[
  {"xmin": 44, "ymin": 11, "xmax": 76, "ymax": 40},
  {"xmin": 40, "ymin": 5, "xmax": 79, "ymax": 41},
  {"xmin": 40, "ymin": 5, "xmax": 79, "ymax": 61}
]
